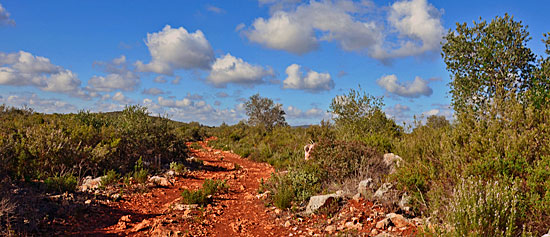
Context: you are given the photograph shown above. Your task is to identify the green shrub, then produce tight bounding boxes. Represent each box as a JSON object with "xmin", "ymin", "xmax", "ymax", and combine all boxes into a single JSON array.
[
  {"xmin": 44, "ymin": 174, "xmax": 77, "ymax": 193},
  {"xmin": 449, "ymin": 176, "xmax": 520, "ymax": 236},
  {"xmin": 132, "ymin": 158, "xmax": 148, "ymax": 184},
  {"xmin": 170, "ymin": 162, "xmax": 187, "ymax": 174},
  {"xmin": 100, "ymin": 169, "xmax": 120, "ymax": 188},
  {"xmin": 202, "ymin": 179, "xmax": 228, "ymax": 196},
  {"xmin": 273, "ymin": 185, "xmax": 294, "ymax": 210},
  {"xmin": 181, "ymin": 189, "xmax": 208, "ymax": 206},
  {"xmin": 310, "ymin": 139, "xmax": 386, "ymax": 186},
  {"xmin": 180, "ymin": 179, "xmax": 228, "ymax": 206}
]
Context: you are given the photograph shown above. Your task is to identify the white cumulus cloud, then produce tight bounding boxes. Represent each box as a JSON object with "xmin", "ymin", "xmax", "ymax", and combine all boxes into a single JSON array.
[
  {"xmin": 245, "ymin": 0, "xmax": 444, "ymax": 60},
  {"xmin": 87, "ymin": 55, "xmax": 140, "ymax": 92},
  {"xmin": 245, "ymin": 11, "xmax": 318, "ymax": 55},
  {"xmin": 382, "ymin": 0, "xmax": 445, "ymax": 59},
  {"xmin": 1, "ymin": 93, "xmax": 77, "ymax": 113},
  {"xmin": 0, "ymin": 51, "xmax": 88, "ymax": 97},
  {"xmin": 136, "ymin": 25, "xmax": 215, "ymax": 74},
  {"xmin": 283, "ymin": 64, "xmax": 334, "ymax": 92},
  {"xmin": 377, "ymin": 74, "xmax": 432, "ymax": 98},
  {"xmin": 207, "ymin": 54, "xmax": 274, "ymax": 87}
]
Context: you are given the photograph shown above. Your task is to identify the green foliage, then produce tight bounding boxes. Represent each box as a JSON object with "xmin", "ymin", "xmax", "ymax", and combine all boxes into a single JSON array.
[
  {"xmin": 181, "ymin": 189, "xmax": 208, "ymax": 206},
  {"xmin": 132, "ymin": 157, "xmax": 148, "ymax": 184},
  {"xmin": 101, "ymin": 169, "xmax": 120, "ymax": 187},
  {"xmin": 244, "ymin": 93, "xmax": 288, "ymax": 130},
  {"xmin": 180, "ymin": 179, "xmax": 228, "ymax": 206},
  {"xmin": 273, "ymin": 185, "xmax": 294, "ymax": 210},
  {"xmin": 442, "ymin": 14, "xmax": 540, "ymax": 114},
  {"xmin": 0, "ymin": 105, "xmax": 195, "ymax": 185},
  {"xmin": 44, "ymin": 174, "xmax": 77, "ymax": 193},
  {"xmin": 449, "ymin": 177, "xmax": 520, "ymax": 236},
  {"xmin": 329, "ymin": 87, "xmax": 401, "ymax": 152},
  {"xmin": 170, "ymin": 162, "xmax": 187, "ymax": 174},
  {"xmin": 310, "ymin": 139, "xmax": 386, "ymax": 186},
  {"xmin": 201, "ymin": 179, "xmax": 228, "ymax": 196}
]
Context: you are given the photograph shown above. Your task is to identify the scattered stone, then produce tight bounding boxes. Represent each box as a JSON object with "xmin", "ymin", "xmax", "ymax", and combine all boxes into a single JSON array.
[
  {"xmin": 387, "ymin": 213, "xmax": 409, "ymax": 228},
  {"xmin": 335, "ymin": 190, "xmax": 345, "ymax": 197},
  {"xmin": 357, "ymin": 178, "xmax": 374, "ymax": 197},
  {"xmin": 383, "ymin": 153, "xmax": 403, "ymax": 174},
  {"xmin": 370, "ymin": 228, "xmax": 379, "ymax": 235},
  {"xmin": 80, "ymin": 176, "xmax": 103, "ymax": 191},
  {"xmin": 133, "ymin": 219, "xmax": 151, "ymax": 232},
  {"xmin": 375, "ymin": 218, "xmax": 389, "ymax": 229},
  {"xmin": 305, "ymin": 193, "xmax": 340, "ymax": 214},
  {"xmin": 165, "ymin": 170, "xmax": 176, "ymax": 177},
  {"xmin": 148, "ymin": 176, "xmax": 171, "ymax": 187},
  {"xmin": 84, "ymin": 199, "xmax": 92, "ymax": 205},
  {"xmin": 274, "ymin": 208, "xmax": 281, "ymax": 215},
  {"xmin": 374, "ymin": 183, "xmax": 393, "ymax": 199},
  {"xmin": 284, "ymin": 221, "xmax": 291, "ymax": 228},
  {"xmin": 256, "ymin": 191, "xmax": 271, "ymax": 200},
  {"xmin": 399, "ymin": 192, "xmax": 412, "ymax": 212},
  {"xmin": 352, "ymin": 193, "xmax": 361, "ymax": 201},
  {"xmin": 120, "ymin": 215, "xmax": 132, "ymax": 223},
  {"xmin": 173, "ymin": 203, "xmax": 198, "ymax": 211}
]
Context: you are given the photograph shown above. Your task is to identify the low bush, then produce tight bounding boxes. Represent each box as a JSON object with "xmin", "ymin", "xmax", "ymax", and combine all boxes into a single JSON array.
[
  {"xmin": 100, "ymin": 169, "xmax": 120, "ymax": 188},
  {"xmin": 44, "ymin": 174, "xmax": 77, "ymax": 193},
  {"xmin": 449, "ymin": 176, "xmax": 521, "ymax": 236},
  {"xmin": 181, "ymin": 179, "xmax": 228, "ymax": 206},
  {"xmin": 170, "ymin": 162, "xmax": 187, "ymax": 174}
]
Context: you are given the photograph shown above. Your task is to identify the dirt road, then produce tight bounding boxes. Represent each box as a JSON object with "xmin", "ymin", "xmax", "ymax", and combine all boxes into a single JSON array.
[{"xmin": 70, "ymin": 139, "xmax": 292, "ymax": 236}]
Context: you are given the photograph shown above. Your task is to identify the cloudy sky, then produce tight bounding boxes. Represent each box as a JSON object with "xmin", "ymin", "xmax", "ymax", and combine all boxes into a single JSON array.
[{"xmin": 0, "ymin": 0, "xmax": 549, "ymax": 126}]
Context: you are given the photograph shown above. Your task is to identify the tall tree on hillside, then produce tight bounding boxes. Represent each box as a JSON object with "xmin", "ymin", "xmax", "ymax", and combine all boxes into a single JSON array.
[{"xmin": 244, "ymin": 93, "xmax": 287, "ymax": 130}]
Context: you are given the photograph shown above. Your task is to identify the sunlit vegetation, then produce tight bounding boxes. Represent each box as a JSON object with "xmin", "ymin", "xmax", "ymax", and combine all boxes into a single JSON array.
[{"xmin": 2, "ymin": 13, "xmax": 550, "ymax": 236}]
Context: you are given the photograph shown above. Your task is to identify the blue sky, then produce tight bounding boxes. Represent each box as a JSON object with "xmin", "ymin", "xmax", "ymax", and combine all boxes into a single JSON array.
[{"xmin": 0, "ymin": 0, "xmax": 549, "ymax": 126}]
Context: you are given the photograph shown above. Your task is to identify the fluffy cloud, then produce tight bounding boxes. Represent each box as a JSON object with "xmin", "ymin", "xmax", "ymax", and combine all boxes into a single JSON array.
[
  {"xmin": 0, "ymin": 4, "xmax": 15, "ymax": 26},
  {"xmin": 0, "ymin": 93, "xmax": 77, "ymax": 113},
  {"xmin": 157, "ymin": 96, "xmax": 193, "ymax": 108},
  {"xmin": 0, "ymin": 51, "xmax": 87, "ymax": 97},
  {"xmin": 283, "ymin": 64, "xmax": 334, "ymax": 92},
  {"xmin": 285, "ymin": 105, "xmax": 329, "ymax": 124},
  {"xmin": 246, "ymin": 0, "xmax": 443, "ymax": 60},
  {"xmin": 136, "ymin": 25, "xmax": 214, "ymax": 74},
  {"xmin": 88, "ymin": 55, "xmax": 140, "ymax": 92},
  {"xmin": 385, "ymin": 103, "xmax": 411, "ymax": 123},
  {"xmin": 142, "ymin": 96, "xmax": 245, "ymax": 125},
  {"xmin": 142, "ymin": 87, "xmax": 165, "ymax": 95},
  {"xmin": 422, "ymin": 104, "xmax": 453, "ymax": 120},
  {"xmin": 111, "ymin": 91, "xmax": 133, "ymax": 104},
  {"xmin": 377, "ymin": 74, "xmax": 432, "ymax": 98},
  {"xmin": 245, "ymin": 11, "xmax": 318, "ymax": 54},
  {"xmin": 384, "ymin": 0, "xmax": 445, "ymax": 58},
  {"xmin": 207, "ymin": 54, "xmax": 274, "ymax": 87}
]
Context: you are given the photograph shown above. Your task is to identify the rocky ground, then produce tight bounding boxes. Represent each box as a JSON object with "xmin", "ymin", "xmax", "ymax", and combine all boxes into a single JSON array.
[{"xmin": 43, "ymin": 139, "xmax": 421, "ymax": 236}]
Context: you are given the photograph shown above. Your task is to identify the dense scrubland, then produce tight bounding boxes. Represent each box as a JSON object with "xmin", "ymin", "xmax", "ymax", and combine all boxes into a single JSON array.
[{"xmin": 2, "ymin": 14, "xmax": 550, "ymax": 236}]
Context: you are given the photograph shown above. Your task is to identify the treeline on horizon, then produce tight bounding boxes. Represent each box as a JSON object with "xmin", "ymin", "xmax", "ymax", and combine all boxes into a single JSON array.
[{"xmin": 1, "ymin": 14, "xmax": 550, "ymax": 235}]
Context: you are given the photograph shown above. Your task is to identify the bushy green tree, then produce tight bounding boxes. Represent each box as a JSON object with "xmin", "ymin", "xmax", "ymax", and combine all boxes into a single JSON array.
[
  {"xmin": 329, "ymin": 87, "xmax": 401, "ymax": 151},
  {"xmin": 442, "ymin": 14, "xmax": 548, "ymax": 115},
  {"xmin": 244, "ymin": 93, "xmax": 288, "ymax": 130}
]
